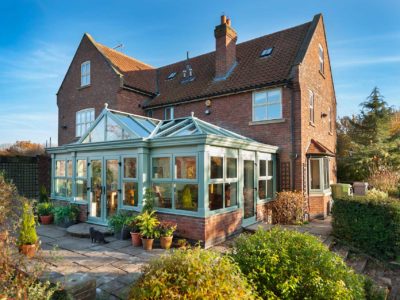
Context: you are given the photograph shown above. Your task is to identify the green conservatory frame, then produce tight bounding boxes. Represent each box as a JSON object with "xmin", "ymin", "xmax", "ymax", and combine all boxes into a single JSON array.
[{"xmin": 48, "ymin": 106, "xmax": 279, "ymax": 225}]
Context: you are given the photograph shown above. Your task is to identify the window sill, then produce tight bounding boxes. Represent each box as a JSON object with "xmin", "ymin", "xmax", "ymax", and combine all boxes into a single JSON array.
[
  {"xmin": 249, "ymin": 118, "xmax": 285, "ymax": 126},
  {"xmin": 319, "ymin": 70, "xmax": 325, "ymax": 79},
  {"xmin": 206, "ymin": 205, "xmax": 239, "ymax": 217},
  {"xmin": 309, "ymin": 189, "xmax": 331, "ymax": 196},
  {"xmin": 78, "ymin": 84, "xmax": 91, "ymax": 90},
  {"xmin": 258, "ymin": 198, "xmax": 274, "ymax": 204}
]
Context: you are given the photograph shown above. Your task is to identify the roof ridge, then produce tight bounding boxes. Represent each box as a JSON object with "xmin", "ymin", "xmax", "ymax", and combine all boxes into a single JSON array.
[{"xmin": 96, "ymin": 41, "xmax": 155, "ymax": 69}]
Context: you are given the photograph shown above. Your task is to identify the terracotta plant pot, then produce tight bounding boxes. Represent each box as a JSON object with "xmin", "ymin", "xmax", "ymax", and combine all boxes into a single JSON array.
[
  {"xmin": 130, "ymin": 232, "xmax": 142, "ymax": 247},
  {"xmin": 160, "ymin": 236, "xmax": 173, "ymax": 250},
  {"xmin": 40, "ymin": 215, "xmax": 53, "ymax": 225},
  {"xmin": 19, "ymin": 244, "xmax": 37, "ymax": 258},
  {"xmin": 141, "ymin": 238, "xmax": 154, "ymax": 251}
]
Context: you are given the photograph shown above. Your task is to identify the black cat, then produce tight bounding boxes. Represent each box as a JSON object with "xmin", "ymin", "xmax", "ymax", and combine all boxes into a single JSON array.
[{"xmin": 89, "ymin": 227, "xmax": 109, "ymax": 244}]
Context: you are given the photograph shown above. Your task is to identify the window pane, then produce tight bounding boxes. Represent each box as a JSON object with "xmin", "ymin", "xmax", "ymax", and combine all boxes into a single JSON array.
[
  {"xmin": 67, "ymin": 160, "xmax": 73, "ymax": 177},
  {"xmin": 210, "ymin": 156, "xmax": 223, "ymax": 179},
  {"xmin": 175, "ymin": 184, "xmax": 198, "ymax": 211},
  {"xmin": 267, "ymin": 103, "xmax": 282, "ymax": 120},
  {"xmin": 324, "ymin": 158, "xmax": 330, "ymax": 190},
  {"xmin": 175, "ymin": 156, "xmax": 196, "ymax": 179},
  {"xmin": 124, "ymin": 158, "xmax": 137, "ymax": 178},
  {"xmin": 259, "ymin": 160, "xmax": 266, "ymax": 177},
  {"xmin": 254, "ymin": 92, "xmax": 267, "ymax": 105},
  {"xmin": 258, "ymin": 180, "xmax": 266, "ymax": 200},
  {"xmin": 56, "ymin": 161, "xmax": 65, "ymax": 177},
  {"xmin": 209, "ymin": 183, "xmax": 223, "ymax": 210},
  {"xmin": 254, "ymin": 106, "xmax": 267, "ymax": 121},
  {"xmin": 152, "ymin": 157, "xmax": 171, "ymax": 178},
  {"xmin": 310, "ymin": 159, "xmax": 321, "ymax": 190},
  {"xmin": 66, "ymin": 179, "xmax": 72, "ymax": 197},
  {"xmin": 123, "ymin": 182, "xmax": 138, "ymax": 207},
  {"xmin": 226, "ymin": 158, "xmax": 237, "ymax": 178},
  {"xmin": 55, "ymin": 179, "xmax": 66, "ymax": 197},
  {"xmin": 267, "ymin": 179, "xmax": 273, "ymax": 198},
  {"xmin": 268, "ymin": 160, "xmax": 273, "ymax": 177},
  {"xmin": 106, "ymin": 116, "xmax": 125, "ymax": 141},
  {"xmin": 76, "ymin": 179, "xmax": 87, "ymax": 201},
  {"xmin": 77, "ymin": 159, "xmax": 87, "ymax": 177},
  {"xmin": 267, "ymin": 89, "xmax": 281, "ymax": 104},
  {"xmin": 88, "ymin": 117, "xmax": 105, "ymax": 143},
  {"xmin": 153, "ymin": 183, "xmax": 172, "ymax": 208},
  {"xmin": 225, "ymin": 182, "xmax": 237, "ymax": 207}
]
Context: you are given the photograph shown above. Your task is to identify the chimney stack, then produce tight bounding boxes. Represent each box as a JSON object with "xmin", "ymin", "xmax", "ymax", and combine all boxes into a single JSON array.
[{"xmin": 214, "ymin": 15, "xmax": 237, "ymax": 79}]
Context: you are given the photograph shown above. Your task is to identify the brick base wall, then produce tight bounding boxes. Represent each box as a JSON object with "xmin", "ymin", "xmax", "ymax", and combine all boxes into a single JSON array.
[
  {"xmin": 256, "ymin": 202, "xmax": 273, "ymax": 223},
  {"xmin": 309, "ymin": 195, "xmax": 332, "ymax": 219}
]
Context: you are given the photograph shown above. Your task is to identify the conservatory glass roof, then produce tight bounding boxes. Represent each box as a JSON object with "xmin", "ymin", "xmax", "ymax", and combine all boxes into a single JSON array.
[{"xmin": 78, "ymin": 106, "xmax": 253, "ymax": 144}]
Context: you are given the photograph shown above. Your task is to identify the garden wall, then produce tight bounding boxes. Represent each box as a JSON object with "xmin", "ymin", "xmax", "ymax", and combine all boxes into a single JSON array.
[{"xmin": 0, "ymin": 155, "xmax": 51, "ymax": 199}]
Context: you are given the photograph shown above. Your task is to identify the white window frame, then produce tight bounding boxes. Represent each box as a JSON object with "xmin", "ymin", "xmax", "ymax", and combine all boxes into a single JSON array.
[
  {"xmin": 75, "ymin": 158, "xmax": 88, "ymax": 202},
  {"xmin": 258, "ymin": 158, "xmax": 274, "ymax": 201},
  {"xmin": 309, "ymin": 90, "xmax": 315, "ymax": 124},
  {"xmin": 164, "ymin": 107, "xmax": 174, "ymax": 120},
  {"xmin": 121, "ymin": 156, "xmax": 139, "ymax": 208},
  {"xmin": 318, "ymin": 44, "xmax": 324, "ymax": 74},
  {"xmin": 76, "ymin": 108, "xmax": 95, "ymax": 137},
  {"xmin": 309, "ymin": 157, "xmax": 330, "ymax": 194},
  {"xmin": 81, "ymin": 61, "xmax": 91, "ymax": 87},
  {"xmin": 252, "ymin": 88, "xmax": 282, "ymax": 122}
]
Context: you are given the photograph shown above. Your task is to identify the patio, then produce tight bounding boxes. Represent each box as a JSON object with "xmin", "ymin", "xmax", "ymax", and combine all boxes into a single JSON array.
[{"xmin": 37, "ymin": 224, "xmax": 167, "ymax": 299}]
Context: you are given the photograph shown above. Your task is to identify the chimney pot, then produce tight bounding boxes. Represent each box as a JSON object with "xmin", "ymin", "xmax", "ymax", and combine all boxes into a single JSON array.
[
  {"xmin": 221, "ymin": 15, "xmax": 227, "ymax": 24},
  {"xmin": 227, "ymin": 18, "xmax": 231, "ymax": 26}
]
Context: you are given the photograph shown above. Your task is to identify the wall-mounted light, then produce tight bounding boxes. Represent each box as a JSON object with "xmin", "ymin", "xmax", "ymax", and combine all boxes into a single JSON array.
[
  {"xmin": 205, "ymin": 109, "xmax": 211, "ymax": 115},
  {"xmin": 205, "ymin": 99, "xmax": 212, "ymax": 107},
  {"xmin": 321, "ymin": 112, "xmax": 328, "ymax": 118}
]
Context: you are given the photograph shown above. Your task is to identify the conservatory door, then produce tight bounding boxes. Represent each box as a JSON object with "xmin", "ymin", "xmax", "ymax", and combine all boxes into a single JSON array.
[
  {"xmin": 242, "ymin": 153, "xmax": 256, "ymax": 226},
  {"xmin": 105, "ymin": 158, "xmax": 119, "ymax": 219},
  {"xmin": 89, "ymin": 158, "xmax": 103, "ymax": 222}
]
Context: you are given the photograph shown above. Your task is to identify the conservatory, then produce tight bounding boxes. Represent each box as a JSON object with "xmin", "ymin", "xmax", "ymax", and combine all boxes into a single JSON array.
[{"xmin": 48, "ymin": 105, "xmax": 278, "ymax": 247}]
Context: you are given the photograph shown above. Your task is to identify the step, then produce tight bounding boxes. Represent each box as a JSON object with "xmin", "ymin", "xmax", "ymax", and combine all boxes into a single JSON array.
[
  {"xmin": 346, "ymin": 255, "xmax": 368, "ymax": 274},
  {"xmin": 332, "ymin": 245, "xmax": 349, "ymax": 260},
  {"xmin": 66, "ymin": 223, "xmax": 113, "ymax": 238},
  {"xmin": 323, "ymin": 235, "xmax": 335, "ymax": 250}
]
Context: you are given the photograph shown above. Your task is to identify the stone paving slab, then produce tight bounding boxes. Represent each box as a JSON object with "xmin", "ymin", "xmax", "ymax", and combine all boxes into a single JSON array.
[
  {"xmin": 67, "ymin": 223, "xmax": 113, "ymax": 238},
  {"xmin": 37, "ymin": 224, "xmax": 68, "ymax": 239},
  {"xmin": 54, "ymin": 237, "xmax": 95, "ymax": 251},
  {"xmin": 104, "ymin": 239, "xmax": 132, "ymax": 250}
]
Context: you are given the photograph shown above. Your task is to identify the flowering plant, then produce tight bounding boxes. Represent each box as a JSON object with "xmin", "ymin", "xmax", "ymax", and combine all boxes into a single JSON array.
[{"xmin": 158, "ymin": 221, "xmax": 177, "ymax": 237}]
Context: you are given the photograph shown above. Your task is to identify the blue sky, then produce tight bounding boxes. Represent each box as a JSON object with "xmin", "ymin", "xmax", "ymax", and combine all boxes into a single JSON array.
[{"xmin": 0, "ymin": 0, "xmax": 399, "ymax": 145}]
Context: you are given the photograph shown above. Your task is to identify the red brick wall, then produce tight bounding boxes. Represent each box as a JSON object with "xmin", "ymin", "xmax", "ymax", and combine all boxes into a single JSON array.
[{"xmin": 309, "ymin": 195, "xmax": 332, "ymax": 219}]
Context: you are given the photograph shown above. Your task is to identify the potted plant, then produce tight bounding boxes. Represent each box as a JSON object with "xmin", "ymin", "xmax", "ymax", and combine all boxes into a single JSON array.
[
  {"xmin": 126, "ymin": 215, "xmax": 141, "ymax": 246},
  {"xmin": 108, "ymin": 212, "xmax": 128, "ymax": 240},
  {"xmin": 176, "ymin": 238, "xmax": 188, "ymax": 250},
  {"xmin": 37, "ymin": 202, "xmax": 54, "ymax": 225},
  {"xmin": 136, "ymin": 210, "xmax": 159, "ymax": 251},
  {"xmin": 158, "ymin": 221, "xmax": 177, "ymax": 250},
  {"xmin": 18, "ymin": 201, "xmax": 39, "ymax": 258},
  {"xmin": 53, "ymin": 204, "xmax": 79, "ymax": 228}
]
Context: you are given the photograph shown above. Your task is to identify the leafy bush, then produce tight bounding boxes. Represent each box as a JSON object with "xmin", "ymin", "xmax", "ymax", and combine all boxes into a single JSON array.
[
  {"xmin": 18, "ymin": 200, "xmax": 38, "ymax": 246},
  {"xmin": 231, "ymin": 228, "xmax": 365, "ymax": 299},
  {"xmin": 269, "ymin": 191, "xmax": 307, "ymax": 224},
  {"xmin": 0, "ymin": 171, "xmax": 20, "ymax": 229},
  {"xmin": 130, "ymin": 247, "xmax": 257, "ymax": 299},
  {"xmin": 365, "ymin": 188, "xmax": 388, "ymax": 201},
  {"xmin": 368, "ymin": 170, "xmax": 399, "ymax": 198},
  {"xmin": 37, "ymin": 202, "xmax": 54, "ymax": 216},
  {"xmin": 108, "ymin": 211, "xmax": 132, "ymax": 232},
  {"xmin": 38, "ymin": 185, "xmax": 49, "ymax": 203},
  {"xmin": 136, "ymin": 210, "xmax": 159, "ymax": 239},
  {"xmin": 332, "ymin": 195, "xmax": 400, "ymax": 260},
  {"xmin": 158, "ymin": 221, "xmax": 177, "ymax": 237},
  {"xmin": 53, "ymin": 204, "xmax": 79, "ymax": 225},
  {"xmin": 141, "ymin": 188, "xmax": 155, "ymax": 213}
]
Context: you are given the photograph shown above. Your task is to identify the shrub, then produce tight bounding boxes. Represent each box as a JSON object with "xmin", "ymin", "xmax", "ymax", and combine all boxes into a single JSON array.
[
  {"xmin": 368, "ymin": 170, "xmax": 400, "ymax": 197},
  {"xmin": 365, "ymin": 188, "xmax": 388, "ymax": 201},
  {"xmin": 18, "ymin": 200, "xmax": 38, "ymax": 246},
  {"xmin": 53, "ymin": 204, "xmax": 79, "ymax": 225},
  {"xmin": 270, "ymin": 191, "xmax": 307, "ymax": 224},
  {"xmin": 158, "ymin": 221, "xmax": 177, "ymax": 237},
  {"xmin": 141, "ymin": 188, "xmax": 155, "ymax": 213},
  {"xmin": 231, "ymin": 228, "xmax": 365, "ymax": 299},
  {"xmin": 37, "ymin": 202, "xmax": 54, "ymax": 216},
  {"xmin": 130, "ymin": 247, "xmax": 257, "ymax": 299},
  {"xmin": 38, "ymin": 185, "xmax": 49, "ymax": 203},
  {"xmin": 332, "ymin": 195, "xmax": 400, "ymax": 260},
  {"xmin": 108, "ymin": 211, "xmax": 132, "ymax": 233},
  {"xmin": 0, "ymin": 172, "xmax": 21, "ymax": 229}
]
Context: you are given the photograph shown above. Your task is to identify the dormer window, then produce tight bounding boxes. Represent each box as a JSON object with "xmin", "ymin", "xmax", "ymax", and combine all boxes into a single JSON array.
[
  {"xmin": 260, "ymin": 47, "xmax": 273, "ymax": 58},
  {"xmin": 318, "ymin": 44, "xmax": 324, "ymax": 74},
  {"xmin": 167, "ymin": 72, "xmax": 177, "ymax": 80},
  {"xmin": 81, "ymin": 61, "xmax": 91, "ymax": 87}
]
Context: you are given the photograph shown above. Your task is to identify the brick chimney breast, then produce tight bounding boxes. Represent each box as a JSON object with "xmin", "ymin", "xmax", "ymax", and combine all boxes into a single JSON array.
[{"xmin": 214, "ymin": 15, "xmax": 237, "ymax": 80}]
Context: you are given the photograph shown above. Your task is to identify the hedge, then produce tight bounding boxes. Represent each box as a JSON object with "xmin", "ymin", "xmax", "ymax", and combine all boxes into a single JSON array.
[{"xmin": 332, "ymin": 195, "xmax": 400, "ymax": 260}]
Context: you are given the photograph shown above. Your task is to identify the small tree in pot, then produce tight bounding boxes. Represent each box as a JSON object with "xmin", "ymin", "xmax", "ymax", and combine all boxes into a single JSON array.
[
  {"xmin": 37, "ymin": 202, "xmax": 54, "ymax": 225},
  {"xmin": 158, "ymin": 221, "xmax": 177, "ymax": 250},
  {"xmin": 18, "ymin": 201, "xmax": 39, "ymax": 258},
  {"xmin": 136, "ymin": 210, "xmax": 159, "ymax": 251}
]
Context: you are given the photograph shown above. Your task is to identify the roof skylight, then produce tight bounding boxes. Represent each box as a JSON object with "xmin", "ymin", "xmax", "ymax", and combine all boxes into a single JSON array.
[
  {"xmin": 260, "ymin": 47, "xmax": 273, "ymax": 58},
  {"xmin": 167, "ymin": 72, "xmax": 177, "ymax": 80}
]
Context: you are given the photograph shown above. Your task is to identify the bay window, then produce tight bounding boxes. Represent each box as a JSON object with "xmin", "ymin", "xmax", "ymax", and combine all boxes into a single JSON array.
[{"xmin": 309, "ymin": 157, "xmax": 330, "ymax": 192}]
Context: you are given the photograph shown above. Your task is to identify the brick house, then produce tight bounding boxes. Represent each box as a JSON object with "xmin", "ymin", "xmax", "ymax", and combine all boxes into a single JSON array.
[{"xmin": 51, "ymin": 14, "xmax": 336, "ymax": 246}]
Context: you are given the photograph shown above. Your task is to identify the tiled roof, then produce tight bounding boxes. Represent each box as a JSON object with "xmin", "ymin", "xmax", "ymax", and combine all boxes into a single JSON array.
[
  {"xmin": 307, "ymin": 139, "xmax": 335, "ymax": 156},
  {"xmin": 93, "ymin": 17, "xmax": 316, "ymax": 107}
]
